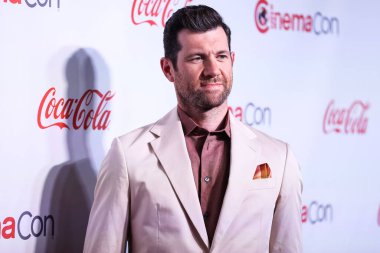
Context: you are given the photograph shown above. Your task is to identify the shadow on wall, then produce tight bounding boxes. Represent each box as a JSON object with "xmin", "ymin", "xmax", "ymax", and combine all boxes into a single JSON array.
[{"xmin": 35, "ymin": 48, "xmax": 111, "ymax": 253}]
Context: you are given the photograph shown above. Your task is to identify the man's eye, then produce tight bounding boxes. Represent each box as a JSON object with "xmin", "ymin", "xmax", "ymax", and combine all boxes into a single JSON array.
[
  {"xmin": 189, "ymin": 56, "xmax": 202, "ymax": 62},
  {"xmin": 217, "ymin": 54, "xmax": 228, "ymax": 60}
]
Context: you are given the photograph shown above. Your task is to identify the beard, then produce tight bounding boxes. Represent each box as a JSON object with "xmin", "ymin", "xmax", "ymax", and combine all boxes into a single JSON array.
[{"xmin": 174, "ymin": 74, "xmax": 232, "ymax": 111}]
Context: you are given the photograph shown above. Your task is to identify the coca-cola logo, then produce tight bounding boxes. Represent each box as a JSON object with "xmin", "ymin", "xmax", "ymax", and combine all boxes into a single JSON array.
[
  {"xmin": 37, "ymin": 87, "xmax": 115, "ymax": 130},
  {"xmin": 323, "ymin": 100, "xmax": 369, "ymax": 134},
  {"xmin": 131, "ymin": 0, "xmax": 192, "ymax": 27}
]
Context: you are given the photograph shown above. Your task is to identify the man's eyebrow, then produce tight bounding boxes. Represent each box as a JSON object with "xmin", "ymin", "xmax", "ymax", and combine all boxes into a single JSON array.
[
  {"xmin": 185, "ymin": 50, "xmax": 231, "ymax": 58},
  {"xmin": 215, "ymin": 50, "xmax": 231, "ymax": 54},
  {"xmin": 184, "ymin": 52, "xmax": 205, "ymax": 59}
]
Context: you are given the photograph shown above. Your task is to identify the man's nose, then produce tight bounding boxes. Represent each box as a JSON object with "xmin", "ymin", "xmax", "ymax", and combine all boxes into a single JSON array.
[{"xmin": 203, "ymin": 57, "xmax": 221, "ymax": 78}]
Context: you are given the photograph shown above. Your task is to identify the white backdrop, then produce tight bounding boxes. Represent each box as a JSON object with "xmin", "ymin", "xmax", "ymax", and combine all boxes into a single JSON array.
[{"xmin": 1, "ymin": 0, "xmax": 379, "ymax": 252}]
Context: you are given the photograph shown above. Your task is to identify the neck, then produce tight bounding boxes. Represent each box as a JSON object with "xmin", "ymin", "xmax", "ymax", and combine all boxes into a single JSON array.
[{"xmin": 179, "ymin": 102, "xmax": 229, "ymax": 132}]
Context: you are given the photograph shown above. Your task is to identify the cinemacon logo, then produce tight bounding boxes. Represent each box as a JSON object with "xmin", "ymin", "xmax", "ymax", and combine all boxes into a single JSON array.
[
  {"xmin": 37, "ymin": 87, "xmax": 114, "ymax": 130},
  {"xmin": 254, "ymin": 0, "xmax": 339, "ymax": 35},
  {"xmin": 131, "ymin": 0, "xmax": 192, "ymax": 27},
  {"xmin": 229, "ymin": 103, "xmax": 271, "ymax": 126},
  {"xmin": 2, "ymin": 0, "xmax": 60, "ymax": 9},
  {"xmin": 0, "ymin": 211, "xmax": 54, "ymax": 240},
  {"xmin": 302, "ymin": 201, "xmax": 333, "ymax": 224},
  {"xmin": 323, "ymin": 100, "xmax": 369, "ymax": 135}
]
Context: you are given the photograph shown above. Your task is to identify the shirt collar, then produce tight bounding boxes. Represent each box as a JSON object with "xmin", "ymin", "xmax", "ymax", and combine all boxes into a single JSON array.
[{"xmin": 177, "ymin": 106, "xmax": 231, "ymax": 138}]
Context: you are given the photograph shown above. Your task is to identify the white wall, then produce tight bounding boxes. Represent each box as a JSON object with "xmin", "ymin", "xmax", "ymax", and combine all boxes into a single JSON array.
[{"xmin": 0, "ymin": 0, "xmax": 379, "ymax": 252}]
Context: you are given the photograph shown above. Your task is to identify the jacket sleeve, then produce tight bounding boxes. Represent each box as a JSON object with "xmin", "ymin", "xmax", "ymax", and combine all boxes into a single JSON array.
[
  {"xmin": 269, "ymin": 144, "xmax": 303, "ymax": 253},
  {"xmin": 83, "ymin": 138, "xmax": 130, "ymax": 253}
]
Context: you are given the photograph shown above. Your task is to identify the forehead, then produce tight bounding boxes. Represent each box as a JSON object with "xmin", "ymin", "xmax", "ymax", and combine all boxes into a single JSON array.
[{"xmin": 177, "ymin": 26, "xmax": 229, "ymax": 53}]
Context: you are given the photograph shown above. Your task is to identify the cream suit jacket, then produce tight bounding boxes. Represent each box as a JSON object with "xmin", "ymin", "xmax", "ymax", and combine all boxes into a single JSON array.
[{"xmin": 83, "ymin": 107, "xmax": 303, "ymax": 253}]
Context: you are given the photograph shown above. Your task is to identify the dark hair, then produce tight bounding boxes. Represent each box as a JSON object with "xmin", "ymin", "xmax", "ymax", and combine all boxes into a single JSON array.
[{"xmin": 163, "ymin": 5, "xmax": 232, "ymax": 70}]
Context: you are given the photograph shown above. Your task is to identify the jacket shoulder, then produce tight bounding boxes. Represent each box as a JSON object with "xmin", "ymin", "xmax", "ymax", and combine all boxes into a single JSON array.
[
  {"xmin": 117, "ymin": 122, "xmax": 156, "ymax": 149},
  {"xmin": 115, "ymin": 107, "xmax": 177, "ymax": 149},
  {"xmin": 253, "ymin": 127, "xmax": 286, "ymax": 148},
  {"xmin": 232, "ymin": 119, "xmax": 290, "ymax": 165},
  {"xmin": 234, "ymin": 118, "xmax": 287, "ymax": 149}
]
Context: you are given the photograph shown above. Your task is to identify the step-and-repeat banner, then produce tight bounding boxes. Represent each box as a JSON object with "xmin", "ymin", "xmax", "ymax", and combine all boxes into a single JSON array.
[{"xmin": 1, "ymin": 0, "xmax": 379, "ymax": 252}]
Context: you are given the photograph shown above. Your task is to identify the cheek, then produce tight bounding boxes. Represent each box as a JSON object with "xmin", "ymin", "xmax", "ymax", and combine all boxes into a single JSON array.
[
  {"xmin": 221, "ymin": 67, "xmax": 233, "ymax": 81},
  {"xmin": 179, "ymin": 64, "xmax": 202, "ymax": 78},
  {"xmin": 185, "ymin": 69, "xmax": 201, "ymax": 81},
  {"xmin": 176, "ymin": 70, "xmax": 200, "ymax": 85}
]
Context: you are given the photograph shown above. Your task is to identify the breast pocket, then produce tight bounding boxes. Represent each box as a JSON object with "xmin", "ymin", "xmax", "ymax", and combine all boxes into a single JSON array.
[{"xmin": 248, "ymin": 178, "xmax": 275, "ymax": 190}]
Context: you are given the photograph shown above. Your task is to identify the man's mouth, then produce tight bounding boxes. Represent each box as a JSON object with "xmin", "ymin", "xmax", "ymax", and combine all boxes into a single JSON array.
[
  {"xmin": 201, "ymin": 82, "xmax": 222, "ymax": 87},
  {"xmin": 200, "ymin": 77, "xmax": 223, "ymax": 87}
]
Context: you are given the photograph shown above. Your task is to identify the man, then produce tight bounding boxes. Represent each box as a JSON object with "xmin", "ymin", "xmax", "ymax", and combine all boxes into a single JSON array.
[{"xmin": 83, "ymin": 5, "xmax": 302, "ymax": 253}]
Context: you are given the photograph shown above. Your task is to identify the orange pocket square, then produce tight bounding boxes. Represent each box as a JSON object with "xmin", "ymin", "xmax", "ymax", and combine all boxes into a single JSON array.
[{"xmin": 253, "ymin": 163, "xmax": 272, "ymax": 179}]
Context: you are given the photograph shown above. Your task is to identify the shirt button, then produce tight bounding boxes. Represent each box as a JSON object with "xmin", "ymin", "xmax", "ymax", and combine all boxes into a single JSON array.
[
  {"xmin": 204, "ymin": 176, "xmax": 211, "ymax": 183},
  {"xmin": 203, "ymin": 212, "xmax": 209, "ymax": 219}
]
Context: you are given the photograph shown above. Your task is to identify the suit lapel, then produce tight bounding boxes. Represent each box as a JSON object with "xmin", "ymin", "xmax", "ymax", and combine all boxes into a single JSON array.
[
  {"xmin": 211, "ymin": 115, "xmax": 261, "ymax": 251},
  {"xmin": 149, "ymin": 108, "xmax": 209, "ymax": 249}
]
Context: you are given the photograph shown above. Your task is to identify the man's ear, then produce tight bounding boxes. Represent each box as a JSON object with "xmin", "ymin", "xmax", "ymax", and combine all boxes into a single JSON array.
[
  {"xmin": 230, "ymin": 51, "xmax": 235, "ymax": 66},
  {"xmin": 160, "ymin": 57, "xmax": 175, "ymax": 82}
]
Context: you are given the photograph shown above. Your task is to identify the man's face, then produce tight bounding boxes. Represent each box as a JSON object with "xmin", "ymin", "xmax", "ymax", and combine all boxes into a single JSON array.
[{"xmin": 162, "ymin": 26, "xmax": 234, "ymax": 111}]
